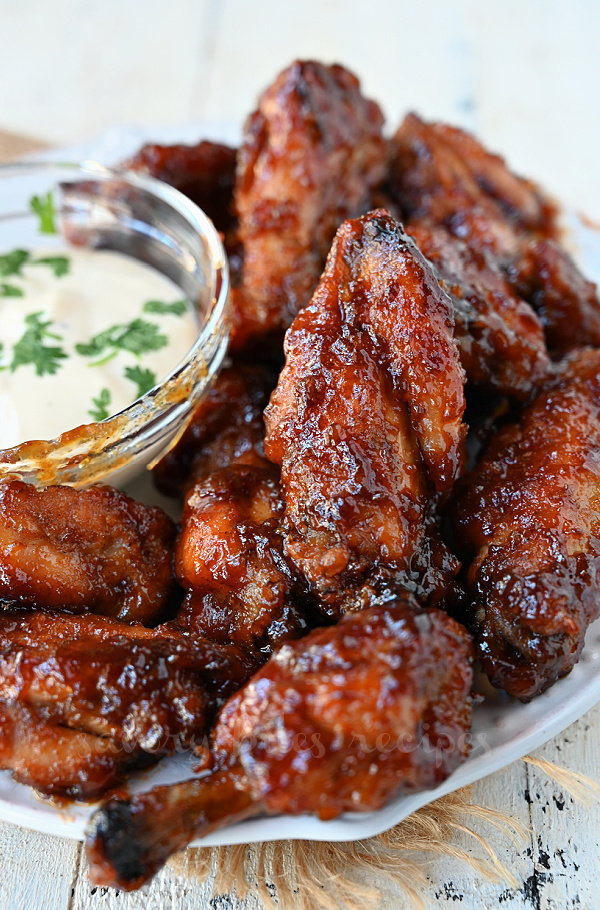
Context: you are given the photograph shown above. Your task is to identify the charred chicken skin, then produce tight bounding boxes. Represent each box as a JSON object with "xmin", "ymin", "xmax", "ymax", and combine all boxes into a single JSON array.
[
  {"xmin": 231, "ymin": 60, "xmax": 389, "ymax": 347},
  {"xmin": 0, "ymin": 480, "xmax": 176, "ymax": 623},
  {"xmin": 390, "ymin": 113, "xmax": 557, "ymax": 259},
  {"xmin": 453, "ymin": 348, "xmax": 600, "ymax": 700},
  {"xmin": 86, "ymin": 599, "xmax": 473, "ymax": 890},
  {"xmin": 408, "ymin": 224, "xmax": 550, "ymax": 400},
  {"xmin": 264, "ymin": 209, "xmax": 465, "ymax": 617}
]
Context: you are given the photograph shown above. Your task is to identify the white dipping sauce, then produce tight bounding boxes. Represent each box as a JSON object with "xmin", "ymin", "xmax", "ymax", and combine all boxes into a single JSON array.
[{"xmin": 0, "ymin": 247, "xmax": 199, "ymax": 447}]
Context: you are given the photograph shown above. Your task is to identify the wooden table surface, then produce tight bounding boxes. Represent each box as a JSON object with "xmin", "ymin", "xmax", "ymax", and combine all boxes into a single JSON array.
[{"xmin": 0, "ymin": 1, "xmax": 599, "ymax": 907}]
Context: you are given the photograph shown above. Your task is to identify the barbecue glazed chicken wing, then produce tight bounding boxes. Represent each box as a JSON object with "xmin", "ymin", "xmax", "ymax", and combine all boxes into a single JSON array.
[
  {"xmin": 509, "ymin": 238, "xmax": 600, "ymax": 356},
  {"xmin": 453, "ymin": 348, "xmax": 600, "ymax": 700},
  {"xmin": 408, "ymin": 225, "xmax": 550, "ymax": 400},
  {"xmin": 174, "ymin": 464, "xmax": 312, "ymax": 654},
  {"xmin": 0, "ymin": 609, "xmax": 256, "ymax": 796},
  {"xmin": 390, "ymin": 113, "xmax": 557, "ymax": 259},
  {"xmin": 232, "ymin": 60, "xmax": 389, "ymax": 347},
  {"xmin": 391, "ymin": 115, "xmax": 600, "ymax": 363},
  {"xmin": 123, "ymin": 139, "xmax": 237, "ymax": 240},
  {"xmin": 153, "ymin": 359, "xmax": 278, "ymax": 498},
  {"xmin": 0, "ymin": 701, "xmax": 147, "ymax": 801},
  {"xmin": 264, "ymin": 209, "xmax": 466, "ymax": 617},
  {"xmin": 86, "ymin": 599, "xmax": 473, "ymax": 890},
  {"xmin": 0, "ymin": 480, "xmax": 176, "ymax": 623}
]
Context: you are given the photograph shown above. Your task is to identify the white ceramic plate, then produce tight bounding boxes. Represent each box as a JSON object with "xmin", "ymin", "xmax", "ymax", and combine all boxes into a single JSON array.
[{"xmin": 1, "ymin": 125, "xmax": 599, "ymax": 847}]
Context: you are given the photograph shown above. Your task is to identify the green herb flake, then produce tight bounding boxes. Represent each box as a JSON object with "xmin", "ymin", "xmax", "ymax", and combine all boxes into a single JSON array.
[
  {"xmin": 0, "ymin": 249, "xmax": 30, "ymax": 277},
  {"xmin": 76, "ymin": 318, "xmax": 168, "ymax": 363},
  {"xmin": 0, "ymin": 283, "xmax": 24, "ymax": 297},
  {"xmin": 88, "ymin": 387, "xmax": 112, "ymax": 421},
  {"xmin": 32, "ymin": 256, "xmax": 70, "ymax": 278},
  {"xmin": 30, "ymin": 192, "xmax": 57, "ymax": 234},
  {"xmin": 143, "ymin": 299, "xmax": 187, "ymax": 317},
  {"xmin": 124, "ymin": 365, "xmax": 157, "ymax": 399},
  {"xmin": 10, "ymin": 311, "xmax": 67, "ymax": 376}
]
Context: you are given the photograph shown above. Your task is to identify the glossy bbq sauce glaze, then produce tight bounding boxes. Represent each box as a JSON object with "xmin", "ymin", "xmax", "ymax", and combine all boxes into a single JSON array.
[{"xmin": 0, "ymin": 246, "xmax": 199, "ymax": 447}]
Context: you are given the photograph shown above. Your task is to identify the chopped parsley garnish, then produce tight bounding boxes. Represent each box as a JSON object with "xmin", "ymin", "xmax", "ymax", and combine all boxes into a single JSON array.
[
  {"xmin": 0, "ymin": 283, "xmax": 24, "ymax": 297},
  {"xmin": 88, "ymin": 387, "xmax": 112, "ymax": 421},
  {"xmin": 10, "ymin": 311, "xmax": 67, "ymax": 376},
  {"xmin": 76, "ymin": 318, "xmax": 168, "ymax": 364},
  {"xmin": 0, "ymin": 249, "xmax": 30, "ymax": 277},
  {"xmin": 143, "ymin": 299, "xmax": 187, "ymax": 317},
  {"xmin": 32, "ymin": 256, "xmax": 70, "ymax": 278},
  {"xmin": 125, "ymin": 365, "xmax": 157, "ymax": 398},
  {"xmin": 30, "ymin": 192, "xmax": 57, "ymax": 234}
]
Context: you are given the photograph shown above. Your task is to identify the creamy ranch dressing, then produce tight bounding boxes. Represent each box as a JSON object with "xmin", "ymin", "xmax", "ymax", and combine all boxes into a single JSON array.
[{"xmin": 0, "ymin": 247, "xmax": 199, "ymax": 447}]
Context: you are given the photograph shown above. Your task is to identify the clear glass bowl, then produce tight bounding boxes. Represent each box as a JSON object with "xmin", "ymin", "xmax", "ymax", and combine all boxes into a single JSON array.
[{"xmin": 0, "ymin": 160, "xmax": 230, "ymax": 488}]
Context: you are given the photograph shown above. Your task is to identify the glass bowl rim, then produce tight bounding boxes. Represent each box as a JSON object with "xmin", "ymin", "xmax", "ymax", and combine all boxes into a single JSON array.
[{"xmin": 0, "ymin": 158, "xmax": 231, "ymax": 487}]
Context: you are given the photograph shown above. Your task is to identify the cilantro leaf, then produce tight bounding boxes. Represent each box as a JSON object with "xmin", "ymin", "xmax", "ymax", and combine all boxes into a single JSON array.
[
  {"xmin": 32, "ymin": 256, "xmax": 70, "ymax": 278},
  {"xmin": 0, "ymin": 249, "xmax": 30, "ymax": 277},
  {"xmin": 30, "ymin": 192, "xmax": 57, "ymax": 234},
  {"xmin": 76, "ymin": 318, "xmax": 167, "ymax": 363},
  {"xmin": 124, "ymin": 365, "xmax": 157, "ymax": 399},
  {"xmin": 0, "ymin": 283, "xmax": 24, "ymax": 297},
  {"xmin": 143, "ymin": 299, "xmax": 187, "ymax": 317},
  {"xmin": 116, "ymin": 319, "xmax": 167, "ymax": 356},
  {"xmin": 10, "ymin": 311, "xmax": 67, "ymax": 376},
  {"xmin": 89, "ymin": 388, "xmax": 112, "ymax": 421},
  {"xmin": 75, "ymin": 326, "xmax": 117, "ymax": 359}
]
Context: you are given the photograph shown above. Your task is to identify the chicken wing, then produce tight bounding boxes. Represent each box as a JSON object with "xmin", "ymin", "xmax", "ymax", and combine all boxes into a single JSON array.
[
  {"xmin": 390, "ymin": 113, "xmax": 557, "ymax": 258},
  {"xmin": 86, "ymin": 599, "xmax": 473, "ymax": 889},
  {"xmin": 264, "ymin": 210, "xmax": 465, "ymax": 616},
  {"xmin": 122, "ymin": 140, "xmax": 237, "ymax": 239},
  {"xmin": 0, "ymin": 609, "xmax": 256, "ymax": 752},
  {"xmin": 153, "ymin": 358, "xmax": 278, "ymax": 498},
  {"xmin": 0, "ymin": 480, "xmax": 176, "ymax": 624},
  {"xmin": 0, "ymin": 702, "xmax": 151, "ymax": 801},
  {"xmin": 232, "ymin": 60, "xmax": 388, "ymax": 347},
  {"xmin": 509, "ymin": 238, "xmax": 600, "ymax": 355},
  {"xmin": 452, "ymin": 348, "xmax": 600, "ymax": 699},
  {"xmin": 408, "ymin": 224, "xmax": 550, "ymax": 400},
  {"xmin": 174, "ymin": 465, "xmax": 312, "ymax": 653}
]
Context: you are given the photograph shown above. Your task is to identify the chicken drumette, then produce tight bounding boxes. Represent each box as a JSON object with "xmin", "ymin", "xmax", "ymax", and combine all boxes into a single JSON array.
[
  {"xmin": 86, "ymin": 598, "xmax": 473, "ymax": 890},
  {"xmin": 453, "ymin": 348, "xmax": 600, "ymax": 700},
  {"xmin": 174, "ymin": 464, "xmax": 313, "ymax": 654},
  {"xmin": 153, "ymin": 358, "xmax": 278, "ymax": 498}
]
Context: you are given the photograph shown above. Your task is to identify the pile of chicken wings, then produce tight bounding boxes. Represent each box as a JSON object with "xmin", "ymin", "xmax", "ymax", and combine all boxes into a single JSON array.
[{"xmin": 1, "ymin": 60, "xmax": 599, "ymax": 890}]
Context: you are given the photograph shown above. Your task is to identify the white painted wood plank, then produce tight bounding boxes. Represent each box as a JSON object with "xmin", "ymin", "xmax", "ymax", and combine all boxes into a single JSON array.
[
  {"xmin": 524, "ymin": 703, "xmax": 600, "ymax": 910},
  {"xmin": 0, "ymin": 820, "xmax": 79, "ymax": 910}
]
